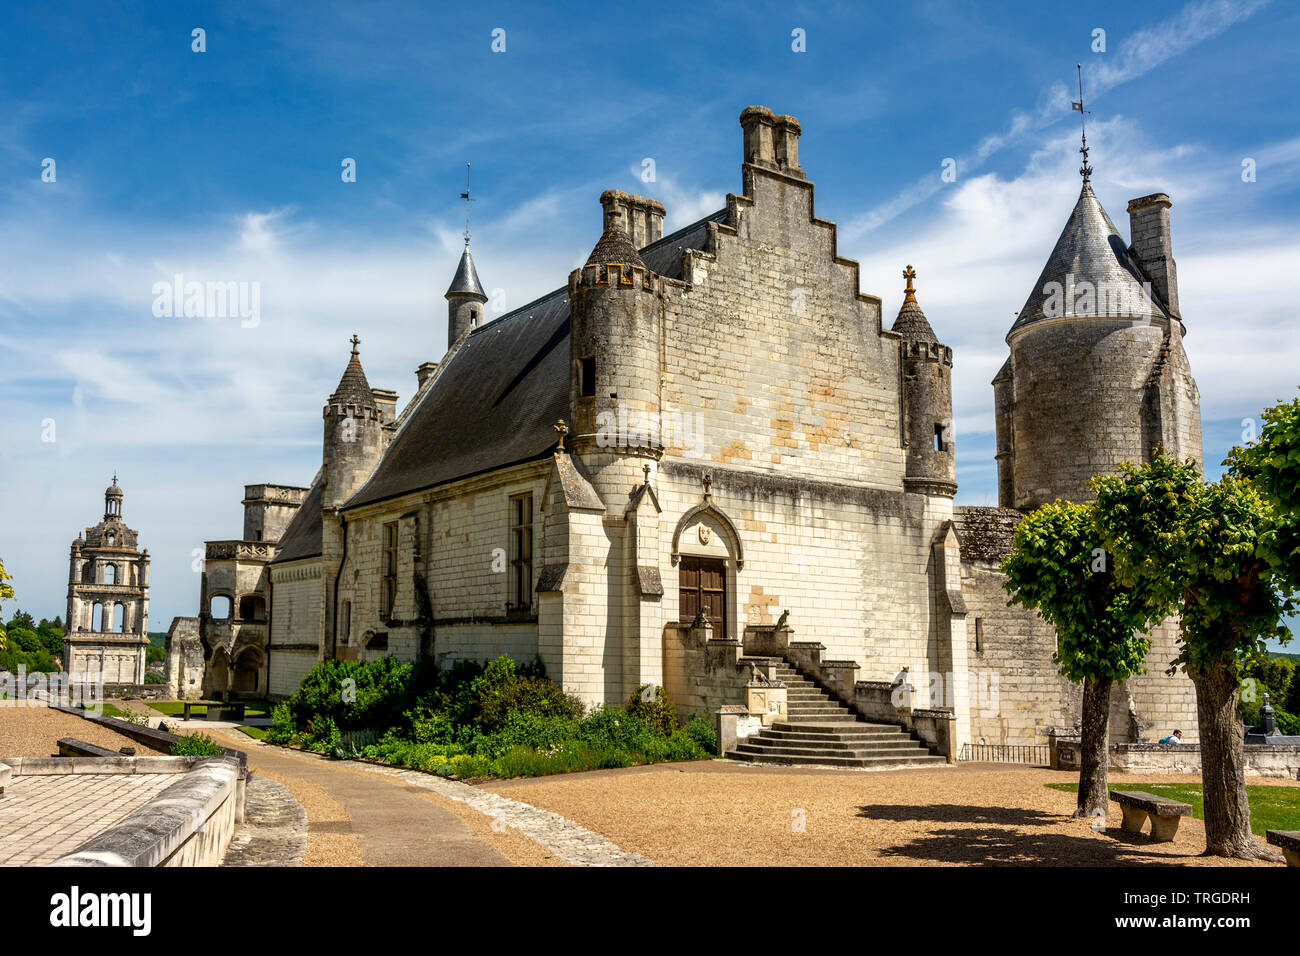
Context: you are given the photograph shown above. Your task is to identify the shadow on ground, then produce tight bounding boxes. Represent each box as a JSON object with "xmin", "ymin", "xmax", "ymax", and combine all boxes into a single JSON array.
[{"xmin": 857, "ymin": 803, "xmax": 1183, "ymax": 866}]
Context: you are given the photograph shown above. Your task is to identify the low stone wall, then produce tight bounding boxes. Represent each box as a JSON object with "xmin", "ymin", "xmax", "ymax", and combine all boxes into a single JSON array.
[
  {"xmin": 1051, "ymin": 737, "xmax": 1300, "ymax": 779},
  {"xmin": 53, "ymin": 705, "xmax": 248, "ymax": 817},
  {"xmin": 44, "ymin": 756, "xmax": 243, "ymax": 867}
]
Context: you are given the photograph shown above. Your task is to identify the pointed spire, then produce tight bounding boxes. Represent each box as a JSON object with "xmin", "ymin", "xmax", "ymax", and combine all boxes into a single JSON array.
[
  {"xmin": 446, "ymin": 247, "xmax": 486, "ymax": 299},
  {"xmin": 1011, "ymin": 185, "xmax": 1167, "ymax": 334},
  {"xmin": 330, "ymin": 334, "xmax": 376, "ymax": 406},
  {"xmin": 891, "ymin": 264, "xmax": 938, "ymax": 343},
  {"xmin": 1072, "ymin": 63, "xmax": 1093, "ymax": 184}
]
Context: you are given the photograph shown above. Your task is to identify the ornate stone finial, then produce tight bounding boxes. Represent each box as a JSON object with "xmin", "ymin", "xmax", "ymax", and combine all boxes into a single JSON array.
[
  {"xmin": 350, "ymin": 334, "xmax": 360, "ymax": 356},
  {"xmin": 702, "ymin": 472, "xmax": 713, "ymax": 500},
  {"xmin": 643, "ymin": 463, "xmax": 651, "ymax": 485},
  {"xmin": 554, "ymin": 419, "xmax": 568, "ymax": 451},
  {"xmin": 903, "ymin": 265, "xmax": 918, "ymax": 304}
]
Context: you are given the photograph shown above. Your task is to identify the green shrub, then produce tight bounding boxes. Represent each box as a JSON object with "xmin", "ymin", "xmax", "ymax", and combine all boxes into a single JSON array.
[
  {"xmin": 470, "ymin": 655, "xmax": 584, "ymax": 733},
  {"xmin": 473, "ymin": 710, "xmax": 579, "ymax": 758},
  {"xmin": 575, "ymin": 705, "xmax": 658, "ymax": 753},
  {"xmin": 143, "ymin": 672, "xmax": 164, "ymax": 684},
  {"xmin": 170, "ymin": 733, "xmax": 225, "ymax": 756},
  {"xmin": 267, "ymin": 702, "xmax": 297, "ymax": 744},
  {"xmin": 625, "ymin": 684, "xmax": 678, "ymax": 736},
  {"xmin": 305, "ymin": 714, "xmax": 341, "ymax": 752},
  {"xmin": 684, "ymin": 716, "xmax": 718, "ymax": 755},
  {"xmin": 332, "ymin": 728, "xmax": 382, "ymax": 760}
]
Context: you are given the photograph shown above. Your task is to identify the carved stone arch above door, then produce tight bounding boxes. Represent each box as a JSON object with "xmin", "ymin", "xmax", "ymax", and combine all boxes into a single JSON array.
[{"xmin": 670, "ymin": 501, "xmax": 744, "ymax": 570}]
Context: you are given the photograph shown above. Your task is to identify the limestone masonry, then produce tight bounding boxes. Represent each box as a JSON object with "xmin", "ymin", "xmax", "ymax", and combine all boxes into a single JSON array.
[{"xmin": 169, "ymin": 105, "xmax": 1202, "ymax": 751}]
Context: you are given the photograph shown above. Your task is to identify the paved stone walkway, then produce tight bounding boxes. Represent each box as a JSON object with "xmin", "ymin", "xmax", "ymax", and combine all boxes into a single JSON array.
[
  {"xmin": 210, "ymin": 732, "xmax": 652, "ymax": 867},
  {"xmin": 221, "ymin": 776, "xmax": 308, "ymax": 867},
  {"xmin": 0, "ymin": 773, "xmax": 176, "ymax": 866}
]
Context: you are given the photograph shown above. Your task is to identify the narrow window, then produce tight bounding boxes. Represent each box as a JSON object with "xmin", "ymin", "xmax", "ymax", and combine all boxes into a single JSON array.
[
  {"xmin": 580, "ymin": 357, "xmax": 596, "ymax": 397},
  {"xmin": 510, "ymin": 494, "xmax": 533, "ymax": 610},
  {"xmin": 342, "ymin": 600, "xmax": 352, "ymax": 645},
  {"xmin": 381, "ymin": 521, "xmax": 398, "ymax": 618},
  {"xmin": 934, "ymin": 422, "xmax": 944, "ymax": 451},
  {"xmin": 975, "ymin": 617, "xmax": 984, "ymax": 654},
  {"xmin": 104, "ymin": 564, "xmax": 116, "ymax": 585}
]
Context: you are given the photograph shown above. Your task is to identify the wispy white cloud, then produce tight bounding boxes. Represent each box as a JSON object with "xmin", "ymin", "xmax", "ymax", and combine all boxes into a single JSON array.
[{"xmin": 847, "ymin": 0, "xmax": 1271, "ymax": 238}]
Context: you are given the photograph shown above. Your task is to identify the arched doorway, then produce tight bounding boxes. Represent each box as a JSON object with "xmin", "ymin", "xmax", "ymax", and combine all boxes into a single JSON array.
[{"xmin": 232, "ymin": 648, "xmax": 263, "ymax": 696}]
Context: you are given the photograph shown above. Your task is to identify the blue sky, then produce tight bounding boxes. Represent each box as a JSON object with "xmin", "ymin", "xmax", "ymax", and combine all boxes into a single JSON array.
[{"xmin": 1, "ymin": 0, "xmax": 1297, "ymax": 643}]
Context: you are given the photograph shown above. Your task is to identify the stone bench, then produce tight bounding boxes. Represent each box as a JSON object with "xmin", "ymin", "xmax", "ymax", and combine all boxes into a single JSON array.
[
  {"xmin": 1266, "ymin": 830, "xmax": 1300, "ymax": 867},
  {"xmin": 1110, "ymin": 790, "xmax": 1192, "ymax": 843}
]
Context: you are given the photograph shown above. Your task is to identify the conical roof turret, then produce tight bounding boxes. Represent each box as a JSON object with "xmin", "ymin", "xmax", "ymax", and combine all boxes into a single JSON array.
[
  {"xmin": 891, "ymin": 265, "xmax": 938, "ymax": 344},
  {"xmin": 1010, "ymin": 181, "xmax": 1167, "ymax": 336},
  {"xmin": 330, "ymin": 335, "xmax": 376, "ymax": 406},
  {"xmin": 445, "ymin": 246, "xmax": 486, "ymax": 300},
  {"xmin": 585, "ymin": 210, "xmax": 645, "ymax": 269}
]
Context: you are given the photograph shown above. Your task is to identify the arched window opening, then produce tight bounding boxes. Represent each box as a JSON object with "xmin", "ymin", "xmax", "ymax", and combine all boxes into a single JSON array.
[
  {"xmin": 209, "ymin": 595, "xmax": 232, "ymax": 619},
  {"xmin": 104, "ymin": 564, "xmax": 117, "ymax": 585},
  {"xmin": 92, "ymin": 603, "xmax": 104, "ymax": 631},
  {"xmin": 113, "ymin": 604, "xmax": 125, "ymax": 633}
]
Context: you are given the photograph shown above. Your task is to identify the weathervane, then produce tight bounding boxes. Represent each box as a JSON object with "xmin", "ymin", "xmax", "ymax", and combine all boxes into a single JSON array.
[
  {"xmin": 460, "ymin": 162, "xmax": 473, "ymax": 247},
  {"xmin": 1072, "ymin": 63, "xmax": 1092, "ymax": 183}
]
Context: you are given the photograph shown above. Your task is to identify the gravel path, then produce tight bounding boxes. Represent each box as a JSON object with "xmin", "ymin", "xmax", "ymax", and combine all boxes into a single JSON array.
[
  {"xmin": 484, "ymin": 760, "xmax": 1296, "ymax": 867},
  {"xmin": 0, "ymin": 704, "xmax": 165, "ymax": 757}
]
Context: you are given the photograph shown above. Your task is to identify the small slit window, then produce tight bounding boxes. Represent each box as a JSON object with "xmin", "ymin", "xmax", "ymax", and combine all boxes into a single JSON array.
[{"xmin": 580, "ymin": 357, "xmax": 596, "ymax": 397}]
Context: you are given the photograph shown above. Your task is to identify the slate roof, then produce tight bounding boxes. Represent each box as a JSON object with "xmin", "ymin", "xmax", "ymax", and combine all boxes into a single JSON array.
[
  {"xmin": 1011, "ymin": 182, "xmax": 1168, "ymax": 334},
  {"xmin": 891, "ymin": 297, "xmax": 937, "ymax": 343},
  {"xmin": 330, "ymin": 347, "xmax": 376, "ymax": 407},
  {"xmin": 586, "ymin": 216, "xmax": 645, "ymax": 268},
  {"xmin": 446, "ymin": 247, "xmax": 486, "ymax": 299},
  {"xmin": 270, "ymin": 475, "xmax": 324, "ymax": 563},
  {"xmin": 952, "ymin": 506, "xmax": 1025, "ymax": 562},
  {"xmin": 345, "ymin": 209, "xmax": 725, "ymax": 510}
]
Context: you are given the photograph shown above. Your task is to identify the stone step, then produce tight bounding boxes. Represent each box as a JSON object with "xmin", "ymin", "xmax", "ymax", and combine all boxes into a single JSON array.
[
  {"xmin": 739, "ymin": 738, "xmax": 926, "ymax": 756},
  {"xmin": 769, "ymin": 720, "xmax": 900, "ymax": 735},
  {"xmin": 779, "ymin": 714, "xmax": 863, "ymax": 724},
  {"xmin": 727, "ymin": 749, "xmax": 947, "ymax": 769},
  {"xmin": 760, "ymin": 728, "xmax": 905, "ymax": 744}
]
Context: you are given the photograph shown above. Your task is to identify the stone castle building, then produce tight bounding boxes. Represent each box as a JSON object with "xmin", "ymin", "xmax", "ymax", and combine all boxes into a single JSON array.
[
  {"xmin": 64, "ymin": 477, "xmax": 151, "ymax": 684},
  {"xmin": 172, "ymin": 106, "xmax": 1201, "ymax": 753}
]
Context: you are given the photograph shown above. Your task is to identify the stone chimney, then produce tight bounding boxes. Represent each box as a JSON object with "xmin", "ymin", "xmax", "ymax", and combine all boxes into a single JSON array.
[
  {"xmin": 1127, "ymin": 193, "xmax": 1179, "ymax": 318},
  {"xmin": 599, "ymin": 190, "xmax": 665, "ymax": 250},
  {"xmin": 740, "ymin": 107, "xmax": 803, "ymax": 178},
  {"xmin": 371, "ymin": 387, "xmax": 397, "ymax": 424},
  {"xmin": 773, "ymin": 114, "xmax": 803, "ymax": 178},
  {"xmin": 415, "ymin": 361, "xmax": 438, "ymax": 389},
  {"xmin": 739, "ymin": 105, "xmax": 777, "ymax": 168}
]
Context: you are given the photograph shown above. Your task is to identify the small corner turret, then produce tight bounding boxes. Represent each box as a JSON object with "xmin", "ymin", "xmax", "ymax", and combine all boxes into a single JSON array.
[
  {"xmin": 893, "ymin": 266, "xmax": 956, "ymax": 498},
  {"xmin": 322, "ymin": 336, "xmax": 387, "ymax": 509}
]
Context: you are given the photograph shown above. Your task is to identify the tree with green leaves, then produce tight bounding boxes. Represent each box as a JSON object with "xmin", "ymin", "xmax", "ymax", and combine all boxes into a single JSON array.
[
  {"xmin": 1002, "ymin": 501, "xmax": 1165, "ymax": 818},
  {"xmin": 1226, "ymin": 390, "xmax": 1300, "ymax": 592},
  {"xmin": 1093, "ymin": 454, "xmax": 1292, "ymax": 860},
  {"xmin": 0, "ymin": 557, "xmax": 13, "ymax": 652}
]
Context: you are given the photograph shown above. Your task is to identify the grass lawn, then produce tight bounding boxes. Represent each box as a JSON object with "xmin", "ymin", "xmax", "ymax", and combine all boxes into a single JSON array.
[
  {"xmin": 1047, "ymin": 781, "xmax": 1300, "ymax": 834},
  {"xmin": 148, "ymin": 698, "xmax": 274, "ymax": 719},
  {"xmin": 238, "ymin": 725, "xmax": 270, "ymax": 740}
]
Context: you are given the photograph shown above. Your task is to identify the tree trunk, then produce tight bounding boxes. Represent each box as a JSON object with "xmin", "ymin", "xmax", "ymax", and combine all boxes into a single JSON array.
[
  {"xmin": 1076, "ymin": 673, "xmax": 1113, "ymax": 818},
  {"xmin": 1191, "ymin": 663, "xmax": 1283, "ymax": 860}
]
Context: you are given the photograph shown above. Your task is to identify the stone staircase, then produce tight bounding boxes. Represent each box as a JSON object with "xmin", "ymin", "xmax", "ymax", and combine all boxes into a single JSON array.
[{"xmin": 728, "ymin": 661, "xmax": 946, "ymax": 769}]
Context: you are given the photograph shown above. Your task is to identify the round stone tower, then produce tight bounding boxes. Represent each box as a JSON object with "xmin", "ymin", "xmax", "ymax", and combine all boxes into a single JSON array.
[
  {"xmin": 892, "ymin": 266, "xmax": 956, "ymax": 498},
  {"xmin": 445, "ymin": 244, "xmax": 487, "ymax": 347},
  {"xmin": 567, "ymin": 206, "xmax": 664, "ymax": 491},
  {"xmin": 322, "ymin": 335, "xmax": 386, "ymax": 509},
  {"xmin": 1000, "ymin": 179, "xmax": 1201, "ymax": 510}
]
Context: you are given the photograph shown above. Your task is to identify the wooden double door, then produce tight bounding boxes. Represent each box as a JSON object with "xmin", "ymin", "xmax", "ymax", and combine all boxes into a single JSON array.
[{"xmin": 679, "ymin": 556, "xmax": 727, "ymax": 637}]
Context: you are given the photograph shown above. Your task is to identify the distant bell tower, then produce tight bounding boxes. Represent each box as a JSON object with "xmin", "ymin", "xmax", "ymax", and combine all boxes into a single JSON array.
[
  {"xmin": 445, "ymin": 163, "xmax": 488, "ymax": 347},
  {"xmin": 64, "ymin": 475, "xmax": 151, "ymax": 685}
]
